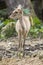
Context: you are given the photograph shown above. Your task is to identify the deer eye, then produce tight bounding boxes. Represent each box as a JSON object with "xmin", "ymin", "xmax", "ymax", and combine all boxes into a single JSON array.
[{"xmin": 15, "ymin": 11, "xmax": 18, "ymax": 13}]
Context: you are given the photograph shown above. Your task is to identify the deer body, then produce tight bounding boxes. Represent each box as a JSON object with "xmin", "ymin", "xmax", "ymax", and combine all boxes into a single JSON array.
[
  {"xmin": 9, "ymin": 5, "xmax": 31, "ymax": 51},
  {"xmin": 16, "ymin": 16, "xmax": 30, "ymax": 37}
]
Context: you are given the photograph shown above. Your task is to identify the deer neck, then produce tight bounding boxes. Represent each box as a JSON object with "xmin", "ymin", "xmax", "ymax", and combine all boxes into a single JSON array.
[{"xmin": 19, "ymin": 13, "xmax": 25, "ymax": 30}]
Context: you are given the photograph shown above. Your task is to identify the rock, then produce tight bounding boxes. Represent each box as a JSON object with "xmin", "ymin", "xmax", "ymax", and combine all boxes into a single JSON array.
[
  {"xmin": 6, "ymin": 42, "xmax": 12, "ymax": 50},
  {"xmin": 35, "ymin": 44, "xmax": 40, "ymax": 50},
  {"xmin": 40, "ymin": 44, "xmax": 43, "ymax": 46},
  {"xmin": 10, "ymin": 45, "xmax": 18, "ymax": 51},
  {"xmin": 0, "ymin": 55, "xmax": 2, "ymax": 61},
  {"xmin": 0, "ymin": 46, "xmax": 6, "ymax": 58},
  {"xmin": 29, "ymin": 46, "xmax": 36, "ymax": 51},
  {"xmin": 5, "ymin": 50, "xmax": 13, "ymax": 58},
  {"xmin": 39, "ymin": 44, "xmax": 43, "ymax": 50},
  {"xmin": 38, "ymin": 51, "xmax": 43, "ymax": 59},
  {"xmin": 0, "ymin": 51, "xmax": 4, "ymax": 61},
  {"xmin": 24, "ymin": 45, "xmax": 36, "ymax": 51},
  {"xmin": 0, "ymin": 46, "xmax": 6, "ymax": 51},
  {"xmin": 24, "ymin": 51, "xmax": 32, "ymax": 57},
  {"xmin": 32, "ymin": 50, "xmax": 38, "ymax": 57},
  {"xmin": 39, "ymin": 55, "xmax": 43, "ymax": 59},
  {"xmin": 24, "ymin": 45, "xmax": 31, "ymax": 51},
  {"xmin": 0, "ymin": 51, "xmax": 5, "ymax": 56}
]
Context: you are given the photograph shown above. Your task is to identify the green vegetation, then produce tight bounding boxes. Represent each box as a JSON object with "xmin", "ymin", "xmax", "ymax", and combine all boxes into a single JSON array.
[
  {"xmin": 0, "ymin": 18, "xmax": 17, "ymax": 39},
  {"xmin": 0, "ymin": 9, "xmax": 8, "ymax": 16},
  {"xmin": 29, "ymin": 17, "xmax": 43, "ymax": 38},
  {"xmin": 23, "ymin": 9, "xmax": 43, "ymax": 38},
  {"xmin": 0, "ymin": 8, "xmax": 43, "ymax": 39},
  {"xmin": 23, "ymin": 9, "xmax": 30, "ymax": 15},
  {"xmin": 0, "ymin": 16, "xmax": 43, "ymax": 39}
]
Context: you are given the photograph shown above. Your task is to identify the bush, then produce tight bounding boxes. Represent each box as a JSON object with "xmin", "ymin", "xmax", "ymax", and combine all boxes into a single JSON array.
[
  {"xmin": 3, "ymin": 19, "xmax": 15, "ymax": 25},
  {"xmin": 33, "ymin": 17, "xmax": 41, "ymax": 26},
  {"xmin": 1, "ymin": 22, "xmax": 17, "ymax": 38},
  {"xmin": 29, "ymin": 17, "xmax": 43, "ymax": 38},
  {"xmin": 0, "ymin": 12, "xmax": 43, "ymax": 39}
]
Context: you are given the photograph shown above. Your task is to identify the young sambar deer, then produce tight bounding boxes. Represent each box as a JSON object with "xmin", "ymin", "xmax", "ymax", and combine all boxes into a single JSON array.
[{"xmin": 9, "ymin": 5, "xmax": 31, "ymax": 51}]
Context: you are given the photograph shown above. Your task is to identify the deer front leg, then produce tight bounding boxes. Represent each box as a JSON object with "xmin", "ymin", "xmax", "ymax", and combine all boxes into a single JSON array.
[
  {"xmin": 22, "ymin": 33, "xmax": 26, "ymax": 57},
  {"xmin": 18, "ymin": 31, "xmax": 22, "ymax": 51}
]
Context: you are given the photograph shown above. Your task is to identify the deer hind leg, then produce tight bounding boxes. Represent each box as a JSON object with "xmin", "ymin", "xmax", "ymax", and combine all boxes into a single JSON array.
[
  {"xmin": 23, "ymin": 33, "xmax": 26, "ymax": 48},
  {"xmin": 23, "ymin": 32, "xmax": 27, "ymax": 48}
]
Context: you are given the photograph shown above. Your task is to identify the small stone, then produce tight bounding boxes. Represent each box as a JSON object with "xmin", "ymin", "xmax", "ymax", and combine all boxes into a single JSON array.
[
  {"xmin": 24, "ymin": 51, "xmax": 32, "ymax": 57},
  {"xmin": 35, "ymin": 44, "xmax": 40, "ymax": 50},
  {"xmin": 39, "ymin": 51, "xmax": 43, "ymax": 59},
  {"xmin": 29, "ymin": 46, "xmax": 36, "ymax": 51},
  {"xmin": 10, "ymin": 45, "xmax": 18, "ymax": 51},
  {"xmin": 32, "ymin": 50, "xmax": 38, "ymax": 57},
  {"xmin": 0, "ymin": 46, "xmax": 5, "ymax": 51},
  {"xmin": 24, "ymin": 45, "xmax": 31, "ymax": 51},
  {"xmin": 39, "ymin": 55, "xmax": 43, "ymax": 59},
  {"xmin": 5, "ymin": 50, "xmax": 13, "ymax": 58},
  {"xmin": 0, "ymin": 55, "xmax": 2, "ymax": 61}
]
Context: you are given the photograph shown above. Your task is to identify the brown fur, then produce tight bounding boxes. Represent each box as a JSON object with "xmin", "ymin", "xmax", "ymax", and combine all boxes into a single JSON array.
[{"xmin": 9, "ymin": 5, "xmax": 31, "ymax": 51}]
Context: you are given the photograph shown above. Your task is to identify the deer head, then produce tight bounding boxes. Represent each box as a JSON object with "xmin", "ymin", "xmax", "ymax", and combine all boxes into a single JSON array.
[{"xmin": 9, "ymin": 4, "xmax": 23, "ymax": 20}]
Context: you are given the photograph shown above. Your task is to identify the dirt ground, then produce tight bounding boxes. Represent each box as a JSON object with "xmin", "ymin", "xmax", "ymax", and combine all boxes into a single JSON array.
[
  {"xmin": 0, "ymin": 57, "xmax": 43, "ymax": 65},
  {"xmin": 0, "ymin": 37, "xmax": 43, "ymax": 65}
]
